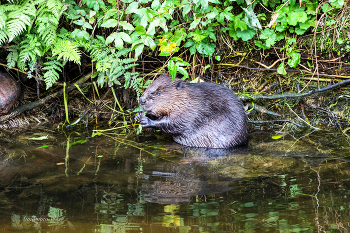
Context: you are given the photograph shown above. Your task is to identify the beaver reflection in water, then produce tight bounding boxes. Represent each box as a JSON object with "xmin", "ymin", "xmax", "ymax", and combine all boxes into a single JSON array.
[{"xmin": 135, "ymin": 74, "xmax": 248, "ymax": 148}]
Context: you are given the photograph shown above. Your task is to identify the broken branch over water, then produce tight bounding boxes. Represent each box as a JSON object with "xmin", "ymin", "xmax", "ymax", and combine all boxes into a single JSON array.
[{"xmin": 239, "ymin": 79, "xmax": 350, "ymax": 102}]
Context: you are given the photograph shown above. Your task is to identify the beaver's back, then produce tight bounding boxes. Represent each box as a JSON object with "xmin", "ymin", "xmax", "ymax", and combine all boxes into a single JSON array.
[
  {"xmin": 139, "ymin": 74, "xmax": 248, "ymax": 148},
  {"xmin": 174, "ymin": 81, "xmax": 247, "ymax": 147}
]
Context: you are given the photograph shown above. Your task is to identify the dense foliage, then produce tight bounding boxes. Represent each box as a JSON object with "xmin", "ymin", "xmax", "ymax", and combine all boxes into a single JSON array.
[{"xmin": 0, "ymin": 0, "xmax": 347, "ymax": 92}]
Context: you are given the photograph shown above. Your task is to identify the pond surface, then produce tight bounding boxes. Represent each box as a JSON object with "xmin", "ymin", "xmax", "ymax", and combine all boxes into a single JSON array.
[{"xmin": 0, "ymin": 125, "xmax": 350, "ymax": 232}]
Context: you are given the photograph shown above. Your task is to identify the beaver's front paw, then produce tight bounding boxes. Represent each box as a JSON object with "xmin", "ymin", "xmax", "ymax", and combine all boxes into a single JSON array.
[
  {"xmin": 140, "ymin": 116, "xmax": 153, "ymax": 127},
  {"xmin": 135, "ymin": 111, "xmax": 144, "ymax": 122}
]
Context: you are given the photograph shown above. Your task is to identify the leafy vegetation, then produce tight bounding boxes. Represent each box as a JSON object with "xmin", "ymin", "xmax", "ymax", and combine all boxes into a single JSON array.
[{"xmin": 0, "ymin": 0, "xmax": 347, "ymax": 89}]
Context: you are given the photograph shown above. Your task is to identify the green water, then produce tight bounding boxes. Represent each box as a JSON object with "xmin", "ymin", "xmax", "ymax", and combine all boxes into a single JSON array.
[{"xmin": 0, "ymin": 126, "xmax": 349, "ymax": 232}]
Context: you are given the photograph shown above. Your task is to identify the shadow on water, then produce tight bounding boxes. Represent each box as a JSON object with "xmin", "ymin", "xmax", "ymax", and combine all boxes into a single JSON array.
[{"xmin": 0, "ymin": 126, "xmax": 350, "ymax": 232}]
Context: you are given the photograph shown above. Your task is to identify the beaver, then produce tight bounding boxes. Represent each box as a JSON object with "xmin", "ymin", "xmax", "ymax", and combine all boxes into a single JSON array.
[
  {"xmin": 135, "ymin": 74, "xmax": 248, "ymax": 148},
  {"xmin": 0, "ymin": 72, "xmax": 21, "ymax": 115}
]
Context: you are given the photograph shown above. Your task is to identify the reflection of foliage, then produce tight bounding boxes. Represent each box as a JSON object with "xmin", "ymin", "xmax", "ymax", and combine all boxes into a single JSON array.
[{"xmin": 162, "ymin": 205, "xmax": 181, "ymax": 227}]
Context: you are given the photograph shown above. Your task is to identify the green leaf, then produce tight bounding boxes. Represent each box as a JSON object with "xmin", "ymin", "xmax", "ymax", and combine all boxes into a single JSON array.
[
  {"xmin": 184, "ymin": 40, "xmax": 195, "ymax": 48},
  {"xmin": 177, "ymin": 66, "xmax": 189, "ymax": 79},
  {"xmin": 133, "ymin": 43, "xmax": 144, "ymax": 60},
  {"xmin": 277, "ymin": 62, "xmax": 287, "ymax": 75},
  {"xmin": 71, "ymin": 29, "xmax": 90, "ymax": 41},
  {"xmin": 151, "ymin": 0, "xmax": 160, "ymax": 9},
  {"xmin": 106, "ymin": 32, "xmax": 132, "ymax": 49},
  {"xmin": 260, "ymin": 28, "xmax": 276, "ymax": 48},
  {"xmin": 119, "ymin": 21, "xmax": 135, "ymax": 31},
  {"xmin": 119, "ymin": 32, "xmax": 132, "ymax": 43},
  {"xmin": 168, "ymin": 60, "xmax": 176, "ymax": 79},
  {"xmin": 147, "ymin": 18, "xmax": 161, "ymax": 34},
  {"xmin": 206, "ymin": 9, "xmax": 219, "ymax": 20},
  {"xmin": 242, "ymin": 5, "xmax": 262, "ymax": 30},
  {"xmin": 217, "ymin": 12, "xmax": 225, "ymax": 25},
  {"xmin": 330, "ymin": 0, "xmax": 344, "ymax": 8},
  {"xmin": 144, "ymin": 36, "xmax": 156, "ymax": 50},
  {"xmin": 288, "ymin": 12, "xmax": 307, "ymax": 26},
  {"xmin": 321, "ymin": 3, "xmax": 332, "ymax": 12},
  {"xmin": 234, "ymin": 13, "xmax": 247, "ymax": 31},
  {"xmin": 126, "ymin": 2, "xmax": 139, "ymax": 14},
  {"xmin": 101, "ymin": 19, "xmax": 118, "ymax": 28},
  {"xmin": 223, "ymin": 11, "xmax": 234, "ymax": 22},
  {"xmin": 182, "ymin": 4, "xmax": 191, "ymax": 18},
  {"xmin": 197, "ymin": 42, "xmax": 215, "ymax": 56},
  {"xmin": 295, "ymin": 27, "xmax": 306, "ymax": 35},
  {"xmin": 173, "ymin": 28, "xmax": 187, "ymax": 46},
  {"xmin": 135, "ymin": 25, "xmax": 146, "ymax": 35},
  {"xmin": 226, "ymin": 26, "xmax": 238, "ymax": 40},
  {"xmin": 272, "ymin": 136, "xmax": 282, "ymax": 139},
  {"xmin": 159, "ymin": 51, "xmax": 171, "ymax": 56},
  {"xmin": 189, "ymin": 44, "xmax": 196, "ymax": 55},
  {"xmin": 73, "ymin": 19, "xmax": 85, "ymax": 26},
  {"xmin": 192, "ymin": 30, "xmax": 207, "ymax": 42},
  {"xmin": 236, "ymin": 28, "xmax": 256, "ymax": 41},
  {"xmin": 37, "ymin": 145, "xmax": 50, "ymax": 148},
  {"xmin": 106, "ymin": 32, "xmax": 118, "ymax": 44},
  {"xmin": 287, "ymin": 52, "xmax": 301, "ymax": 68},
  {"xmin": 189, "ymin": 18, "xmax": 201, "ymax": 30},
  {"xmin": 254, "ymin": 40, "xmax": 268, "ymax": 49},
  {"xmin": 276, "ymin": 33, "xmax": 284, "ymax": 41},
  {"xmin": 299, "ymin": 22, "xmax": 311, "ymax": 30}
]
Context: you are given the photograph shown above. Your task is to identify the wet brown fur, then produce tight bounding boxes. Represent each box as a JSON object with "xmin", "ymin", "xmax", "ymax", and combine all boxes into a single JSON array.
[
  {"xmin": 137, "ymin": 74, "xmax": 248, "ymax": 148},
  {"xmin": 0, "ymin": 72, "xmax": 20, "ymax": 115}
]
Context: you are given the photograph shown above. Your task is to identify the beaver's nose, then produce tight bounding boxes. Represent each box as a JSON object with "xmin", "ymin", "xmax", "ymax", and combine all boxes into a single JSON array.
[{"xmin": 140, "ymin": 97, "xmax": 146, "ymax": 105}]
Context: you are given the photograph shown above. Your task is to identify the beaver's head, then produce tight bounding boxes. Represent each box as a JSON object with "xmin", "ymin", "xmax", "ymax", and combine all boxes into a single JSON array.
[{"xmin": 139, "ymin": 74, "xmax": 186, "ymax": 118}]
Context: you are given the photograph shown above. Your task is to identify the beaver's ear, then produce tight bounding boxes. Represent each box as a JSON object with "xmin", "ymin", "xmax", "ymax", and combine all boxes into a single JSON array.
[{"xmin": 176, "ymin": 80, "xmax": 183, "ymax": 89}]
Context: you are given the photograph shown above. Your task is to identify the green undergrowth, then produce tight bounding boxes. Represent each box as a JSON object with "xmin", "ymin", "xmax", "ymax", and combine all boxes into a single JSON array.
[{"xmin": 0, "ymin": 0, "xmax": 348, "ymax": 88}]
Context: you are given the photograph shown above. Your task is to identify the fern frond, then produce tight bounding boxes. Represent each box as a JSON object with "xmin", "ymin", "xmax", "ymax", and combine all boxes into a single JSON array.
[
  {"xmin": 7, "ymin": 1, "xmax": 36, "ymax": 41},
  {"xmin": 17, "ymin": 34, "xmax": 42, "ymax": 70},
  {"xmin": 6, "ymin": 45, "xmax": 19, "ymax": 69},
  {"xmin": 36, "ymin": 13, "xmax": 58, "ymax": 45},
  {"xmin": 124, "ymin": 73, "xmax": 142, "ymax": 97},
  {"xmin": 123, "ymin": 63, "xmax": 138, "ymax": 70},
  {"xmin": 35, "ymin": 0, "xmax": 64, "ymax": 45},
  {"xmin": 0, "ymin": 6, "xmax": 7, "ymax": 30},
  {"xmin": 52, "ymin": 39, "xmax": 81, "ymax": 64},
  {"xmin": 73, "ymin": 40, "xmax": 91, "ymax": 51},
  {"xmin": 110, "ymin": 65, "xmax": 123, "ymax": 77},
  {"xmin": 116, "ymin": 48, "xmax": 131, "ymax": 57},
  {"xmin": 96, "ymin": 59, "xmax": 111, "ymax": 72},
  {"xmin": 42, "ymin": 59, "xmax": 63, "ymax": 89},
  {"xmin": 91, "ymin": 50, "xmax": 109, "ymax": 62},
  {"xmin": 0, "ymin": 29, "xmax": 8, "ymax": 46},
  {"xmin": 46, "ymin": 0, "xmax": 64, "ymax": 18}
]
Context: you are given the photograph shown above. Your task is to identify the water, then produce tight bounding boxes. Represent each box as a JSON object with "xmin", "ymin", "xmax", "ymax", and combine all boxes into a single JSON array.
[{"xmin": 0, "ymin": 126, "xmax": 350, "ymax": 232}]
